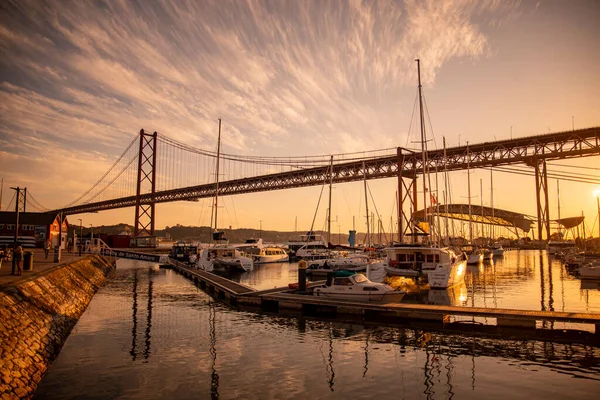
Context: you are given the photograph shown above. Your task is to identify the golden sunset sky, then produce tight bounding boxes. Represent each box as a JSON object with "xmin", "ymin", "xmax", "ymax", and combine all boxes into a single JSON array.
[{"xmin": 0, "ymin": 0, "xmax": 599, "ymax": 238}]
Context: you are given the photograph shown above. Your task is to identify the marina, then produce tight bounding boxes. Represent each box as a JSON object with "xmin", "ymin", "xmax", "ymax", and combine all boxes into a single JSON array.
[
  {"xmin": 163, "ymin": 251, "xmax": 600, "ymax": 339},
  {"xmin": 32, "ymin": 257, "xmax": 600, "ymax": 399}
]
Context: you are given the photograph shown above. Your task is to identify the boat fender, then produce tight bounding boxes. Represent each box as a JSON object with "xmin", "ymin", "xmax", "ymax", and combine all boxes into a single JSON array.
[{"xmin": 451, "ymin": 256, "xmax": 456, "ymax": 264}]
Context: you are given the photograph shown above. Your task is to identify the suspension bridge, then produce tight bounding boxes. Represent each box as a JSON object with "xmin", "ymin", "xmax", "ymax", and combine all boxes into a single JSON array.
[{"xmin": 11, "ymin": 126, "xmax": 600, "ymax": 242}]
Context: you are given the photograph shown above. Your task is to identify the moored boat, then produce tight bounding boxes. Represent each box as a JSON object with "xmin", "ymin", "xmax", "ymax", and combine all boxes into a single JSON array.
[
  {"xmin": 312, "ymin": 272, "xmax": 406, "ymax": 302},
  {"xmin": 170, "ymin": 241, "xmax": 198, "ymax": 264},
  {"xmin": 252, "ymin": 246, "xmax": 289, "ymax": 264},
  {"xmin": 578, "ymin": 261, "xmax": 600, "ymax": 280},
  {"xmin": 371, "ymin": 244, "xmax": 466, "ymax": 289}
]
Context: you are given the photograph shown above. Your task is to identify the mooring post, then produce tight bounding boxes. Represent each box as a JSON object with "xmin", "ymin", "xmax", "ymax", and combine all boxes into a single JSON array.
[{"xmin": 298, "ymin": 259, "xmax": 307, "ymax": 293}]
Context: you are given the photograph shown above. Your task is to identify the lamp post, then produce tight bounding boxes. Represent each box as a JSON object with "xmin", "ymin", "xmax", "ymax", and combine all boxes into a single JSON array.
[
  {"xmin": 90, "ymin": 224, "xmax": 94, "ymax": 252},
  {"xmin": 78, "ymin": 219, "xmax": 82, "ymax": 256}
]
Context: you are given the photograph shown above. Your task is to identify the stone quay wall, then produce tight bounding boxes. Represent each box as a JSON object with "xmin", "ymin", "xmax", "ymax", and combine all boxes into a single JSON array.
[{"xmin": 0, "ymin": 255, "xmax": 114, "ymax": 399}]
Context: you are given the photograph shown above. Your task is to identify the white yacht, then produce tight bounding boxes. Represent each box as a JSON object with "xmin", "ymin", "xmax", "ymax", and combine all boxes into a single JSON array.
[
  {"xmin": 306, "ymin": 253, "xmax": 371, "ymax": 273},
  {"xmin": 295, "ymin": 242, "xmax": 330, "ymax": 260},
  {"xmin": 252, "ymin": 246, "xmax": 289, "ymax": 264},
  {"xmin": 463, "ymin": 246, "xmax": 483, "ymax": 265},
  {"xmin": 207, "ymin": 245, "xmax": 254, "ymax": 272},
  {"xmin": 287, "ymin": 231, "xmax": 328, "ymax": 259},
  {"xmin": 371, "ymin": 244, "xmax": 466, "ymax": 289},
  {"xmin": 312, "ymin": 272, "xmax": 406, "ymax": 302}
]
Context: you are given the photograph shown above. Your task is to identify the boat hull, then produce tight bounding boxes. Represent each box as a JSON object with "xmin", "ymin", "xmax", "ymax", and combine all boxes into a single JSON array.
[
  {"xmin": 426, "ymin": 261, "xmax": 466, "ymax": 289},
  {"xmin": 313, "ymin": 288, "xmax": 405, "ymax": 303}
]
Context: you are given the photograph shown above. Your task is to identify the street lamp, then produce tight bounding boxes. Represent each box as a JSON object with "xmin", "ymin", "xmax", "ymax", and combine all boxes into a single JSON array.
[
  {"xmin": 78, "ymin": 219, "xmax": 82, "ymax": 256},
  {"xmin": 90, "ymin": 224, "xmax": 93, "ymax": 251}
]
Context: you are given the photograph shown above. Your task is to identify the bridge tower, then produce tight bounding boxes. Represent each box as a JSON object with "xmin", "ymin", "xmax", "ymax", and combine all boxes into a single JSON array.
[
  {"xmin": 528, "ymin": 158, "xmax": 551, "ymax": 241},
  {"xmin": 397, "ymin": 148, "xmax": 418, "ymax": 243},
  {"xmin": 134, "ymin": 129, "xmax": 158, "ymax": 239}
]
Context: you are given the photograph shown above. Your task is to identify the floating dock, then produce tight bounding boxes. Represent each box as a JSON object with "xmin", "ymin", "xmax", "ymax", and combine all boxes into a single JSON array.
[{"xmin": 164, "ymin": 261, "xmax": 600, "ymax": 340}]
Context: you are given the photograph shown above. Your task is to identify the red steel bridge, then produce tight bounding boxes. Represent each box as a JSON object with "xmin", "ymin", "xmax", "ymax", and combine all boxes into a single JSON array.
[{"xmin": 48, "ymin": 126, "xmax": 600, "ymax": 242}]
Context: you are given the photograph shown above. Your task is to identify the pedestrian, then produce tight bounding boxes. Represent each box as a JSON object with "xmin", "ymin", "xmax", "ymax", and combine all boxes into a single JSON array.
[
  {"xmin": 13, "ymin": 243, "xmax": 23, "ymax": 276},
  {"xmin": 44, "ymin": 239, "xmax": 52, "ymax": 259}
]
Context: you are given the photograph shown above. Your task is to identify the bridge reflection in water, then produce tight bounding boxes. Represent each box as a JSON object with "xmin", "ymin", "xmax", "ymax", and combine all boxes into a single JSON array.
[{"xmin": 33, "ymin": 256, "xmax": 600, "ymax": 399}]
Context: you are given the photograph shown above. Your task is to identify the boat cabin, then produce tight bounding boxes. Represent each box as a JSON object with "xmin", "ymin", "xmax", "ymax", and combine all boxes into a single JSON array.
[
  {"xmin": 385, "ymin": 246, "xmax": 454, "ymax": 271},
  {"xmin": 170, "ymin": 242, "xmax": 198, "ymax": 262}
]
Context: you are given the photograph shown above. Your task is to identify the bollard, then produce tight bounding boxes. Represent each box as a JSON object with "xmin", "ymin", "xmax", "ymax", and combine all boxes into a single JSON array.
[
  {"xmin": 53, "ymin": 247, "xmax": 61, "ymax": 263},
  {"xmin": 298, "ymin": 259, "xmax": 307, "ymax": 293}
]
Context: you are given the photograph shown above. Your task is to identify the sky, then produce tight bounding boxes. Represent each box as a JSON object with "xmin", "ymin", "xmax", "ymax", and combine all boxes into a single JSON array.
[{"xmin": 0, "ymin": 0, "xmax": 599, "ymax": 239}]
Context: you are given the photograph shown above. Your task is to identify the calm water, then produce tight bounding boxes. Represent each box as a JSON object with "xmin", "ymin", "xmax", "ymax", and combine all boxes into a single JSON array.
[{"xmin": 35, "ymin": 250, "xmax": 600, "ymax": 399}]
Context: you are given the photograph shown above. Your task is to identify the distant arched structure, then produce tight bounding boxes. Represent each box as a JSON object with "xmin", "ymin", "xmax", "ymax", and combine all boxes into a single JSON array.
[
  {"xmin": 412, "ymin": 204, "xmax": 535, "ymax": 236},
  {"xmin": 553, "ymin": 216, "xmax": 585, "ymax": 240}
]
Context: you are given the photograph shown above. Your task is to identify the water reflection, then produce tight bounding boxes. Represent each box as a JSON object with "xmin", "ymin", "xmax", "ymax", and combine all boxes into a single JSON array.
[
  {"xmin": 130, "ymin": 269, "xmax": 138, "ymax": 360},
  {"xmin": 33, "ymin": 259, "xmax": 600, "ymax": 400},
  {"xmin": 209, "ymin": 299, "xmax": 219, "ymax": 399}
]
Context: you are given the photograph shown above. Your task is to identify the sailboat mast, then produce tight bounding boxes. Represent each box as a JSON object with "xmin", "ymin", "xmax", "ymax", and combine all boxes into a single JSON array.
[
  {"xmin": 490, "ymin": 168, "xmax": 495, "ymax": 240},
  {"xmin": 363, "ymin": 161, "xmax": 370, "ymax": 247},
  {"xmin": 467, "ymin": 142, "xmax": 473, "ymax": 244},
  {"xmin": 443, "ymin": 138, "xmax": 450, "ymax": 245},
  {"xmin": 557, "ymin": 180, "xmax": 561, "ymax": 237},
  {"xmin": 416, "ymin": 59, "xmax": 429, "ymax": 236},
  {"xmin": 214, "ymin": 118, "xmax": 222, "ymax": 234},
  {"xmin": 328, "ymin": 155, "xmax": 333, "ymax": 243},
  {"xmin": 480, "ymin": 179, "xmax": 484, "ymax": 241}
]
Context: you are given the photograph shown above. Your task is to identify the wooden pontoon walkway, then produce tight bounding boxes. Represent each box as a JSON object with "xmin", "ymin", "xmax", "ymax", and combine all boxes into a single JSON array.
[{"xmin": 165, "ymin": 262, "xmax": 600, "ymax": 336}]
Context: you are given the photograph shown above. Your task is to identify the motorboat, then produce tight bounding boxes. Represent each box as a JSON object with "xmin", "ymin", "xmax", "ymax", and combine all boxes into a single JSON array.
[
  {"xmin": 207, "ymin": 245, "xmax": 254, "ymax": 272},
  {"xmin": 295, "ymin": 242, "xmax": 330, "ymax": 260},
  {"xmin": 578, "ymin": 261, "xmax": 600, "ymax": 280},
  {"xmin": 547, "ymin": 240, "xmax": 576, "ymax": 255},
  {"xmin": 371, "ymin": 244, "xmax": 466, "ymax": 289},
  {"xmin": 306, "ymin": 253, "xmax": 371, "ymax": 273},
  {"xmin": 170, "ymin": 241, "xmax": 198, "ymax": 264},
  {"xmin": 482, "ymin": 248, "xmax": 494, "ymax": 261},
  {"xmin": 252, "ymin": 246, "xmax": 289, "ymax": 264},
  {"xmin": 463, "ymin": 246, "xmax": 483, "ymax": 265},
  {"xmin": 492, "ymin": 243, "xmax": 505, "ymax": 257},
  {"xmin": 312, "ymin": 272, "xmax": 406, "ymax": 302},
  {"xmin": 287, "ymin": 231, "xmax": 328, "ymax": 259}
]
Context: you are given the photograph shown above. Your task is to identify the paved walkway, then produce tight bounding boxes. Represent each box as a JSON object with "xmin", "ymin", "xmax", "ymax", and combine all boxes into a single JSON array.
[{"xmin": 0, "ymin": 249, "xmax": 88, "ymax": 289}]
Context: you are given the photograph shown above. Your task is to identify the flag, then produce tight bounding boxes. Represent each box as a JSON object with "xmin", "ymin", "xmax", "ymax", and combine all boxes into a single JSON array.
[{"xmin": 430, "ymin": 193, "xmax": 438, "ymax": 205}]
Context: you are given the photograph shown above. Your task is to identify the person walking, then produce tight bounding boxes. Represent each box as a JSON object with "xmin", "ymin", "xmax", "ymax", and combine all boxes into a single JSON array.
[
  {"xmin": 13, "ymin": 243, "xmax": 23, "ymax": 276},
  {"xmin": 44, "ymin": 239, "xmax": 52, "ymax": 259}
]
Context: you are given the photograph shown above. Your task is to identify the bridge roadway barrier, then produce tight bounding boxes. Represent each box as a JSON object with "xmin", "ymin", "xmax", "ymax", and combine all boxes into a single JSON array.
[{"xmin": 165, "ymin": 261, "xmax": 600, "ymax": 340}]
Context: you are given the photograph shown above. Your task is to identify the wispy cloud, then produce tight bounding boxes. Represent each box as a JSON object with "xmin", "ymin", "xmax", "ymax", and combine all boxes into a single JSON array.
[{"xmin": 0, "ymin": 0, "xmax": 518, "ymax": 209}]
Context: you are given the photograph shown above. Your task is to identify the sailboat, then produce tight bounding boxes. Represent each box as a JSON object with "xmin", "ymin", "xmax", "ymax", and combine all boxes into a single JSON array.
[
  {"xmin": 490, "ymin": 168, "xmax": 505, "ymax": 257},
  {"xmin": 377, "ymin": 60, "xmax": 466, "ymax": 289},
  {"xmin": 196, "ymin": 119, "xmax": 253, "ymax": 272}
]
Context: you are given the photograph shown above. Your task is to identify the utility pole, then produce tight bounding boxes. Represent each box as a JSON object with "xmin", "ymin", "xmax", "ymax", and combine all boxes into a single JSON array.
[
  {"xmin": 10, "ymin": 187, "xmax": 21, "ymax": 275},
  {"xmin": 78, "ymin": 219, "xmax": 83, "ymax": 256}
]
